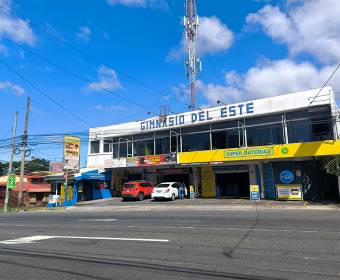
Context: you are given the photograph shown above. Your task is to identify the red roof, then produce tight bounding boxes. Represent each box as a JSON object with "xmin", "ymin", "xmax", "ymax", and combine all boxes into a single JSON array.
[{"xmin": 5, "ymin": 183, "xmax": 52, "ymax": 193}]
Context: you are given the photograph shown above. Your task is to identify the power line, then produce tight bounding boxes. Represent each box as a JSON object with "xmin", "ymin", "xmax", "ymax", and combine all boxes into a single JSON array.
[
  {"xmin": 3, "ymin": 37, "xmax": 160, "ymax": 114},
  {"xmin": 0, "ymin": 3, "xmax": 191, "ymax": 109},
  {"xmin": 310, "ymin": 63, "xmax": 340, "ymax": 105},
  {"xmin": 0, "ymin": 58, "xmax": 91, "ymax": 127}
]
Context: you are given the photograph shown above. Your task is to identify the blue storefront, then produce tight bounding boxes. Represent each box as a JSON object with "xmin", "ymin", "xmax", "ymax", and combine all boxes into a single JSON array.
[{"xmin": 63, "ymin": 169, "xmax": 112, "ymax": 206}]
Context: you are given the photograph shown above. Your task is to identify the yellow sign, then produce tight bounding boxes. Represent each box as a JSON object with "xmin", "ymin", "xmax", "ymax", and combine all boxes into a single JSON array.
[
  {"xmin": 67, "ymin": 186, "xmax": 73, "ymax": 200},
  {"xmin": 276, "ymin": 184, "xmax": 303, "ymax": 201},
  {"xmin": 60, "ymin": 185, "xmax": 65, "ymax": 204},
  {"xmin": 250, "ymin": 185, "xmax": 259, "ymax": 193},
  {"xmin": 178, "ymin": 140, "xmax": 340, "ymax": 164},
  {"xmin": 64, "ymin": 136, "xmax": 80, "ymax": 170},
  {"xmin": 201, "ymin": 166, "xmax": 216, "ymax": 198}
]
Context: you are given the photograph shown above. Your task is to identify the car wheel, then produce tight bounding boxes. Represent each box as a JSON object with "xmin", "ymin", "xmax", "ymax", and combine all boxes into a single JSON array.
[
  {"xmin": 138, "ymin": 192, "xmax": 144, "ymax": 201},
  {"xmin": 171, "ymin": 193, "xmax": 175, "ymax": 201}
]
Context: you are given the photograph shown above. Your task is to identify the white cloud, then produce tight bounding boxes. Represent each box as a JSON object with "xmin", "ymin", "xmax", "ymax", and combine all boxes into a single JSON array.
[
  {"xmin": 246, "ymin": 0, "xmax": 340, "ymax": 64},
  {"xmin": 198, "ymin": 17, "xmax": 233, "ymax": 55},
  {"xmin": 87, "ymin": 65, "xmax": 122, "ymax": 92},
  {"xmin": 0, "ymin": 80, "xmax": 25, "ymax": 96},
  {"xmin": 94, "ymin": 104, "xmax": 127, "ymax": 111},
  {"xmin": 168, "ymin": 16, "xmax": 233, "ymax": 60},
  {"xmin": 0, "ymin": 0, "xmax": 35, "ymax": 45},
  {"xmin": 197, "ymin": 59, "xmax": 340, "ymax": 105},
  {"xmin": 76, "ymin": 26, "xmax": 91, "ymax": 43},
  {"xmin": 107, "ymin": 0, "xmax": 168, "ymax": 9}
]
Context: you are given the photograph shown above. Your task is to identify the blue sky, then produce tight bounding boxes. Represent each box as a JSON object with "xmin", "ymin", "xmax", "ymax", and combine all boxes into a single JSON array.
[{"xmin": 0, "ymin": 0, "xmax": 340, "ymax": 163}]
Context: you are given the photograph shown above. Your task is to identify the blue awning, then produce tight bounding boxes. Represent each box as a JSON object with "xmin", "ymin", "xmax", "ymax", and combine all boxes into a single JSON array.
[{"xmin": 76, "ymin": 170, "xmax": 111, "ymax": 182}]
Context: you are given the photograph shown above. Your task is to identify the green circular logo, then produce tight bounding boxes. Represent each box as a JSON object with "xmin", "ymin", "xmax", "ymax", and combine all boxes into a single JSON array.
[{"xmin": 281, "ymin": 147, "xmax": 289, "ymax": 154}]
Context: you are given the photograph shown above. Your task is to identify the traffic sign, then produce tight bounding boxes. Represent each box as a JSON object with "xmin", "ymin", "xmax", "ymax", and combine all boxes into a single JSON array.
[{"xmin": 7, "ymin": 174, "xmax": 16, "ymax": 190}]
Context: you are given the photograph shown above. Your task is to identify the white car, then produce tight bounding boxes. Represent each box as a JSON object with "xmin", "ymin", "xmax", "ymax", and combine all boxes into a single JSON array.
[{"xmin": 152, "ymin": 182, "xmax": 185, "ymax": 201}]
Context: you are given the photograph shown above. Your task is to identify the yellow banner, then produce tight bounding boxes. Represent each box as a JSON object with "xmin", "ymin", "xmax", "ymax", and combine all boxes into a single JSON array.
[
  {"xmin": 178, "ymin": 140, "xmax": 340, "ymax": 164},
  {"xmin": 201, "ymin": 166, "xmax": 216, "ymax": 198}
]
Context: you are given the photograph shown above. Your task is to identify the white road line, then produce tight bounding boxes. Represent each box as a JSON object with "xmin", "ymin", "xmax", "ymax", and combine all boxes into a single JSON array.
[
  {"xmin": 78, "ymin": 219, "xmax": 118, "ymax": 222},
  {"xmin": 0, "ymin": 235, "xmax": 169, "ymax": 245},
  {"xmin": 118, "ymin": 219, "xmax": 201, "ymax": 223},
  {"xmin": 104, "ymin": 225, "xmax": 340, "ymax": 234},
  {"xmin": 78, "ymin": 219, "xmax": 201, "ymax": 223}
]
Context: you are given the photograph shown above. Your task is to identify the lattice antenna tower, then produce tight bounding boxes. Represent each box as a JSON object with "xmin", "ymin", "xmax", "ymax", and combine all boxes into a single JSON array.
[{"xmin": 184, "ymin": 0, "xmax": 202, "ymax": 111}]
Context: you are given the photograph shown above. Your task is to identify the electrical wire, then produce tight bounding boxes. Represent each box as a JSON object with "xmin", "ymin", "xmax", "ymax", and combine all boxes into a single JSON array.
[
  {"xmin": 0, "ymin": 58, "xmax": 91, "ymax": 127},
  {"xmin": 0, "ymin": 3, "xmax": 191, "ymax": 109},
  {"xmin": 309, "ymin": 63, "xmax": 340, "ymax": 105}
]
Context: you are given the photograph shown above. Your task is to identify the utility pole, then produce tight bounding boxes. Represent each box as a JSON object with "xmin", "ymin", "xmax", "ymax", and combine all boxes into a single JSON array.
[
  {"xmin": 184, "ymin": 0, "xmax": 202, "ymax": 111},
  {"xmin": 18, "ymin": 97, "xmax": 30, "ymax": 207},
  {"xmin": 4, "ymin": 112, "xmax": 18, "ymax": 213}
]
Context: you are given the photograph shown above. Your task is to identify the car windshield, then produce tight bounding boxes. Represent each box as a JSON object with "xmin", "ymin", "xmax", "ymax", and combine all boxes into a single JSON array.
[
  {"xmin": 156, "ymin": 183, "xmax": 170, "ymax": 188},
  {"xmin": 123, "ymin": 184, "xmax": 135, "ymax": 188}
]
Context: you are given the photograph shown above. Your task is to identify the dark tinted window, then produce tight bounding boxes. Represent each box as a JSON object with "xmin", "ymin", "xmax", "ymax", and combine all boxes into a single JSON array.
[
  {"xmin": 182, "ymin": 132, "xmax": 210, "ymax": 152},
  {"xmin": 90, "ymin": 141, "xmax": 100, "ymax": 154}
]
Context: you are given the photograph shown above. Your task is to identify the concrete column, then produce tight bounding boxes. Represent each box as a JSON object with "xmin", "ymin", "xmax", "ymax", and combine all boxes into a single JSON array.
[
  {"xmin": 248, "ymin": 164, "xmax": 257, "ymax": 185},
  {"xmin": 99, "ymin": 139, "xmax": 104, "ymax": 153},
  {"xmin": 338, "ymin": 176, "xmax": 340, "ymax": 200}
]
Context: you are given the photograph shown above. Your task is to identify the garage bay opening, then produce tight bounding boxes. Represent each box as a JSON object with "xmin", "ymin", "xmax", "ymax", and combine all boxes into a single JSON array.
[{"xmin": 215, "ymin": 168, "xmax": 250, "ymax": 198}]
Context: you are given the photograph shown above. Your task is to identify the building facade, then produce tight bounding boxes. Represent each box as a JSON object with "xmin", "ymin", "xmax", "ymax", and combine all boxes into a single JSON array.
[
  {"xmin": 0, "ymin": 173, "xmax": 51, "ymax": 207},
  {"xmin": 87, "ymin": 87, "xmax": 340, "ymax": 201}
]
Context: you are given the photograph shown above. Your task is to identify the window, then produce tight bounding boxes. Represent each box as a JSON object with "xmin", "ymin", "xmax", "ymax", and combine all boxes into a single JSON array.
[
  {"xmin": 134, "ymin": 139, "xmax": 154, "ymax": 156},
  {"xmin": 288, "ymin": 120, "xmax": 311, "ymax": 143},
  {"xmin": 286, "ymin": 110, "xmax": 311, "ymax": 143},
  {"xmin": 112, "ymin": 143, "xmax": 119, "ymax": 158},
  {"xmin": 311, "ymin": 118, "xmax": 332, "ymax": 140},
  {"xmin": 211, "ymin": 121, "xmax": 241, "ymax": 149},
  {"xmin": 90, "ymin": 141, "xmax": 100, "ymax": 154},
  {"xmin": 182, "ymin": 132, "xmax": 210, "ymax": 152},
  {"xmin": 119, "ymin": 141, "xmax": 128, "ymax": 158},
  {"xmin": 247, "ymin": 125, "xmax": 283, "ymax": 146},
  {"xmin": 211, "ymin": 129, "xmax": 240, "ymax": 149},
  {"xmin": 103, "ymin": 140, "xmax": 114, "ymax": 153},
  {"xmin": 155, "ymin": 131, "xmax": 170, "ymax": 155},
  {"xmin": 309, "ymin": 107, "xmax": 333, "ymax": 141}
]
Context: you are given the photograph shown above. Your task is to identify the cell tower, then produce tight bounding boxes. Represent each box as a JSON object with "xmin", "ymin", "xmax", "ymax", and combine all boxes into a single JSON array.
[{"xmin": 184, "ymin": 0, "xmax": 202, "ymax": 111}]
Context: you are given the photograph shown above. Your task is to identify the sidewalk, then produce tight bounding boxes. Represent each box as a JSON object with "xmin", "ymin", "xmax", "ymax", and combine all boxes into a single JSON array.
[{"xmin": 72, "ymin": 197, "xmax": 340, "ymax": 211}]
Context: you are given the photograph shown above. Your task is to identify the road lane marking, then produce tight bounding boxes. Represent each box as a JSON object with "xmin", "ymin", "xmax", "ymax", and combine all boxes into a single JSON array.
[
  {"xmin": 118, "ymin": 219, "xmax": 201, "ymax": 223},
  {"xmin": 78, "ymin": 219, "xmax": 118, "ymax": 222},
  {"xmin": 100, "ymin": 225, "xmax": 340, "ymax": 234},
  {"xmin": 0, "ymin": 235, "xmax": 169, "ymax": 245},
  {"xmin": 78, "ymin": 219, "xmax": 201, "ymax": 223}
]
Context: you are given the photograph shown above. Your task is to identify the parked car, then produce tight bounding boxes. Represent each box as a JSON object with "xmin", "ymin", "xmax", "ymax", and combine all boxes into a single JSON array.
[
  {"xmin": 121, "ymin": 181, "xmax": 154, "ymax": 201},
  {"xmin": 152, "ymin": 182, "xmax": 186, "ymax": 201}
]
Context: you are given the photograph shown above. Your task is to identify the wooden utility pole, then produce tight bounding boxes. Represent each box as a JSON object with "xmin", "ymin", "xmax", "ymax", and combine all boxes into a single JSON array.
[
  {"xmin": 18, "ymin": 97, "xmax": 30, "ymax": 207},
  {"xmin": 4, "ymin": 112, "xmax": 18, "ymax": 213}
]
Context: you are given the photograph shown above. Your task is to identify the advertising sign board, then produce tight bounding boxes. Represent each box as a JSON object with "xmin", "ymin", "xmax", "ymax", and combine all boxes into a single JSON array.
[
  {"xmin": 276, "ymin": 184, "xmax": 303, "ymax": 201},
  {"xmin": 279, "ymin": 170, "xmax": 294, "ymax": 184},
  {"xmin": 104, "ymin": 158, "xmax": 127, "ymax": 169},
  {"xmin": 49, "ymin": 162, "xmax": 65, "ymax": 173},
  {"xmin": 64, "ymin": 136, "xmax": 80, "ymax": 170},
  {"xmin": 250, "ymin": 185, "xmax": 260, "ymax": 200},
  {"xmin": 126, "ymin": 153, "xmax": 177, "ymax": 167}
]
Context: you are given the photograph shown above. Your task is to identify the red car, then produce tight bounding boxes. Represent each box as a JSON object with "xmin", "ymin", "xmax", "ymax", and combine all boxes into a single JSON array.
[{"xmin": 121, "ymin": 181, "xmax": 154, "ymax": 201}]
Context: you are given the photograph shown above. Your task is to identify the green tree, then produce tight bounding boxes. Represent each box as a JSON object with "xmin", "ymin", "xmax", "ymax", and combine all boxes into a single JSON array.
[
  {"xmin": 0, "ymin": 158, "xmax": 50, "ymax": 176},
  {"xmin": 25, "ymin": 158, "xmax": 50, "ymax": 173}
]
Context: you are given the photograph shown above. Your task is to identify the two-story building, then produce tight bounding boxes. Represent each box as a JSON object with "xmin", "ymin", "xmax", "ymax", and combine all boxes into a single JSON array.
[{"xmin": 87, "ymin": 87, "xmax": 340, "ymax": 201}]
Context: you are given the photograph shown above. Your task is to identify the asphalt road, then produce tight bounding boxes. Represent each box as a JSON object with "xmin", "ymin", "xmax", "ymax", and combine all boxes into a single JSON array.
[{"xmin": 0, "ymin": 202, "xmax": 340, "ymax": 280}]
